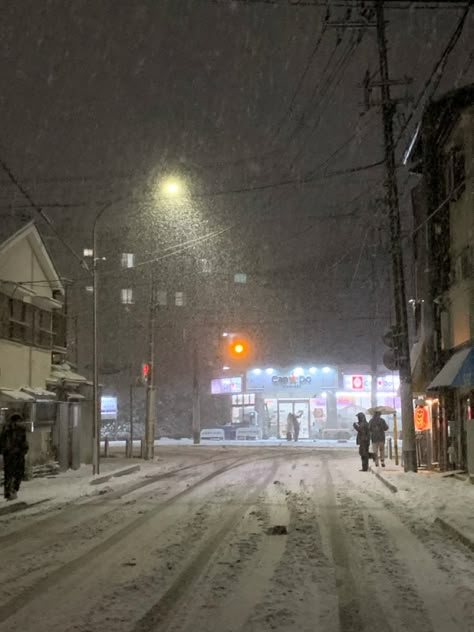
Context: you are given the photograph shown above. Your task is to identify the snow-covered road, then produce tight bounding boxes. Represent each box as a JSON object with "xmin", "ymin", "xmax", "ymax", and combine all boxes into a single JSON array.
[{"xmin": 0, "ymin": 447, "xmax": 473, "ymax": 632}]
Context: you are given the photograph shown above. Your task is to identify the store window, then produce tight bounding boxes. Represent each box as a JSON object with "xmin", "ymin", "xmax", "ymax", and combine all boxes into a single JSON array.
[
  {"xmin": 83, "ymin": 248, "xmax": 93, "ymax": 257},
  {"xmin": 175, "ymin": 291, "xmax": 185, "ymax": 307}
]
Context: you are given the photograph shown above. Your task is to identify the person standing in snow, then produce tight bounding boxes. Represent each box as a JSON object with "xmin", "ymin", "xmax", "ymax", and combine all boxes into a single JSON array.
[
  {"xmin": 369, "ymin": 411, "xmax": 389, "ymax": 467},
  {"xmin": 353, "ymin": 412, "xmax": 370, "ymax": 472},
  {"xmin": 0, "ymin": 412, "xmax": 29, "ymax": 501}
]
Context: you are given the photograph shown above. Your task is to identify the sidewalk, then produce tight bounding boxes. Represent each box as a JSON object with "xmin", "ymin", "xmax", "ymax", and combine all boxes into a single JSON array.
[
  {"xmin": 371, "ymin": 460, "xmax": 474, "ymax": 552},
  {"xmin": 0, "ymin": 457, "xmax": 154, "ymax": 517}
]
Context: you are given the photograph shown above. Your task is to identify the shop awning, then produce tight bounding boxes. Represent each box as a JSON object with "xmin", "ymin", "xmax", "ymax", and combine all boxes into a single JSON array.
[
  {"xmin": 428, "ymin": 347, "xmax": 474, "ymax": 390},
  {"xmin": 20, "ymin": 387, "xmax": 57, "ymax": 400},
  {"xmin": 0, "ymin": 389, "xmax": 35, "ymax": 402}
]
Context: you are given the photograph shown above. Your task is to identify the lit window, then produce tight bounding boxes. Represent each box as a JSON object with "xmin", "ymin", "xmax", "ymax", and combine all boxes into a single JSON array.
[
  {"xmin": 175, "ymin": 292, "xmax": 185, "ymax": 307},
  {"xmin": 85, "ymin": 286, "xmax": 94, "ymax": 294},
  {"xmin": 234, "ymin": 273, "xmax": 247, "ymax": 284},
  {"xmin": 83, "ymin": 248, "xmax": 93, "ymax": 257},
  {"xmin": 156, "ymin": 290, "xmax": 167, "ymax": 306},
  {"xmin": 121, "ymin": 289, "xmax": 134, "ymax": 305},
  {"xmin": 121, "ymin": 253, "xmax": 135, "ymax": 268}
]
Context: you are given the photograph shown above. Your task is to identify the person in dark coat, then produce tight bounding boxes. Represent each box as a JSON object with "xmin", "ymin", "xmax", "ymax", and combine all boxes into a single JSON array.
[
  {"xmin": 353, "ymin": 412, "xmax": 370, "ymax": 471},
  {"xmin": 369, "ymin": 411, "xmax": 389, "ymax": 467},
  {"xmin": 0, "ymin": 412, "xmax": 29, "ymax": 500}
]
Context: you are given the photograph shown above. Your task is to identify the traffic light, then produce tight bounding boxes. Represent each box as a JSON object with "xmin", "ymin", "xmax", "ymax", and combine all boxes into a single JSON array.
[
  {"xmin": 382, "ymin": 325, "xmax": 400, "ymax": 371},
  {"xmin": 142, "ymin": 363, "xmax": 151, "ymax": 384}
]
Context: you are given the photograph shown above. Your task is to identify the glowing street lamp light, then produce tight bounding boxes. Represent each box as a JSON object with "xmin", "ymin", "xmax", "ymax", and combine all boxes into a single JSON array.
[{"xmin": 161, "ymin": 177, "xmax": 184, "ymax": 198}]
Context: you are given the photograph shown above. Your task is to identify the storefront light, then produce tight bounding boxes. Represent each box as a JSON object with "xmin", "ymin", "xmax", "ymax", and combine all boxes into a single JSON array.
[
  {"xmin": 322, "ymin": 367, "xmax": 331, "ymax": 373},
  {"xmin": 253, "ymin": 368, "xmax": 262, "ymax": 375},
  {"xmin": 223, "ymin": 366, "xmax": 230, "ymax": 371},
  {"xmin": 293, "ymin": 367, "xmax": 304, "ymax": 376},
  {"xmin": 309, "ymin": 367, "xmax": 317, "ymax": 374},
  {"xmin": 321, "ymin": 391, "xmax": 328, "ymax": 398},
  {"xmin": 265, "ymin": 368, "xmax": 274, "ymax": 375}
]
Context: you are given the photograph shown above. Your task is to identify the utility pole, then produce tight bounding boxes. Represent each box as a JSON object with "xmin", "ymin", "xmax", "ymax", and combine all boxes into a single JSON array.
[
  {"xmin": 91, "ymin": 201, "xmax": 114, "ymax": 475},
  {"xmin": 369, "ymin": 223, "xmax": 378, "ymax": 410},
  {"xmin": 374, "ymin": 0, "xmax": 416, "ymax": 472},
  {"xmin": 144, "ymin": 271, "xmax": 157, "ymax": 460},
  {"xmin": 192, "ymin": 339, "xmax": 201, "ymax": 445}
]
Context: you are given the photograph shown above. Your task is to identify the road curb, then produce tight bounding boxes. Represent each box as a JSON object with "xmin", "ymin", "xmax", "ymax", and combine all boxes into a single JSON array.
[
  {"xmin": 369, "ymin": 466, "xmax": 398, "ymax": 493},
  {"xmin": 90, "ymin": 464, "xmax": 141, "ymax": 486},
  {"xmin": 435, "ymin": 517, "xmax": 474, "ymax": 553}
]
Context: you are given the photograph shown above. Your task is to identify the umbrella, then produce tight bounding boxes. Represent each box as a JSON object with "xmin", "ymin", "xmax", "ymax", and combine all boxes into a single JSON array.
[{"xmin": 367, "ymin": 406, "xmax": 396, "ymax": 415}]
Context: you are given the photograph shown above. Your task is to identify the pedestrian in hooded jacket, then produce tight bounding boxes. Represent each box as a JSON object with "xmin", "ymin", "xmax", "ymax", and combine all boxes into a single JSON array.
[
  {"xmin": 353, "ymin": 412, "xmax": 370, "ymax": 471},
  {"xmin": 369, "ymin": 411, "xmax": 389, "ymax": 467},
  {"xmin": 0, "ymin": 412, "xmax": 29, "ymax": 501}
]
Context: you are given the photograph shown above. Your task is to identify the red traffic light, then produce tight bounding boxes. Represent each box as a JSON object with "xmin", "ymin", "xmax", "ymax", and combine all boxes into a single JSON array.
[{"xmin": 142, "ymin": 363, "xmax": 151, "ymax": 379}]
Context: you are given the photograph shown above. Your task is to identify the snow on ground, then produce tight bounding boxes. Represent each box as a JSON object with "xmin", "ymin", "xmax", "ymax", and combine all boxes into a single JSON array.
[
  {"xmin": 370, "ymin": 460, "xmax": 474, "ymax": 540},
  {"xmin": 1, "ymin": 446, "xmax": 473, "ymax": 632}
]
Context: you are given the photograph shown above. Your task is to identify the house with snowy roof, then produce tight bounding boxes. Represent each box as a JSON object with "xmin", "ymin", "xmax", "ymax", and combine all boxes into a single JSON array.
[{"xmin": 0, "ymin": 221, "xmax": 92, "ymax": 469}]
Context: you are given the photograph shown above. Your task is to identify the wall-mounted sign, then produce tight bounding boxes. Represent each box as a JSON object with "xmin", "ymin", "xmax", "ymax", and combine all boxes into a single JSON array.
[
  {"xmin": 271, "ymin": 375, "xmax": 312, "ymax": 387},
  {"xmin": 377, "ymin": 375, "xmax": 400, "ymax": 391},
  {"xmin": 101, "ymin": 396, "xmax": 117, "ymax": 418},
  {"xmin": 414, "ymin": 405, "xmax": 430, "ymax": 431},
  {"xmin": 211, "ymin": 377, "xmax": 242, "ymax": 395},
  {"xmin": 343, "ymin": 375, "xmax": 371, "ymax": 391}
]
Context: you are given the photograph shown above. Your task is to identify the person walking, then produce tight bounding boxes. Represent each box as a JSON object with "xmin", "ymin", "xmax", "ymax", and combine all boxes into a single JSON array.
[
  {"xmin": 369, "ymin": 411, "xmax": 389, "ymax": 467},
  {"xmin": 0, "ymin": 412, "xmax": 29, "ymax": 501},
  {"xmin": 353, "ymin": 412, "xmax": 370, "ymax": 472}
]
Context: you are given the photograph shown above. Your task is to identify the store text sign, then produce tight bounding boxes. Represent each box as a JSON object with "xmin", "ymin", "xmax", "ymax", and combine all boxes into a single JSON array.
[{"xmin": 271, "ymin": 375, "xmax": 312, "ymax": 386}]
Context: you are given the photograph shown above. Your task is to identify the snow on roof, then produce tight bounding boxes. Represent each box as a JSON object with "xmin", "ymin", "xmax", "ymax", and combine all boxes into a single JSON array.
[
  {"xmin": 0, "ymin": 388, "xmax": 35, "ymax": 402},
  {"xmin": 48, "ymin": 363, "xmax": 90, "ymax": 385},
  {"xmin": 20, "ymin": 386, "xmax": 57, "ymax": 400}
]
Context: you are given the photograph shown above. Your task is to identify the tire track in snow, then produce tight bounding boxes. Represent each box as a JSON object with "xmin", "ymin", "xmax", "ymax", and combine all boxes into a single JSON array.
[
  {"xmin": 0, "ymin": 455, "xmax": 278, "ymax": 626},
  {"xmin": 130, "ymin": 459, "xmax": 282, "ymax": 632},
  {"xmin": 319, "ymin": 458, "xmax": 395, "ymax": 632}
]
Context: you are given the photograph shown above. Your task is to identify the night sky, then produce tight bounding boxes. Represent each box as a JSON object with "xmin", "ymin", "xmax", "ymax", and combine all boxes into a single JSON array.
[{"xmin": 0, "ymin": 0, "xmax": 472, "ymax": 364}]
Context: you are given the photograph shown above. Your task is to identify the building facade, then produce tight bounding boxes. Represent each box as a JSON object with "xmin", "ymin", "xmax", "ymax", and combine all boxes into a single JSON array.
[{"xmin": 408, "ymin": 84, "xmax": 474, "ymax": 473}]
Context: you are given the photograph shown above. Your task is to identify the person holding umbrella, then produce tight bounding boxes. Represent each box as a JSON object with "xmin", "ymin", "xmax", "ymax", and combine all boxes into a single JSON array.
[{"xmin": 369, "ymin": 410, "xmax": 389, "ymax": 467}]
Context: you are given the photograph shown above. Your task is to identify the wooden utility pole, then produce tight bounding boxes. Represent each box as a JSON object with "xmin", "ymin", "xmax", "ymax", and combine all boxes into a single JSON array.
[{"xmin": 375, "ymin": 0, "xmax": 416, "ymax": 472}]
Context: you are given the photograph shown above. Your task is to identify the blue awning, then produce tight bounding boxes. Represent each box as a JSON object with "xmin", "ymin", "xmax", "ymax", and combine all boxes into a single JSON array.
[{"xmin": 428, "ymin": 347, "xmax": 474, "ymax": 389}]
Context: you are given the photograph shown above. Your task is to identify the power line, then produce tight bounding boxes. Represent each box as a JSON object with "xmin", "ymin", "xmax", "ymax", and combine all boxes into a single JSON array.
[
  {"xmin": 395, "ymin": 0, "xmax": 473, "ymax": 148},
  {"xmin": 269, "ymin": 4, "xmax": 330, "ymax": 142},
  {"xmin": 0, "ymin": 154, "xmax": 89, "ymax": 271}
]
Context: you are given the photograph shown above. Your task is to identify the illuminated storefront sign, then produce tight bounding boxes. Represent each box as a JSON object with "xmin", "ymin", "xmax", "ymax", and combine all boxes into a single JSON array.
[
  {"xmin": 414, "ymin": 405, "xmax": 430, "ymax": 431},
  {"xmin": 271, "ymin": 375, "xmax": 312, "ymax": 386},
  {"xmin": 247, "ymin": 367, "xmax": 337, "ymax": 392},
  {"xmin": 101, "ymin": 396, "xmax": 117, "ymax": 419},
  {"xmin": 342, "ymin": 374, "xmax": 400, "ymax": 392},
  {"xmin": 211, "ymin": 377, "xmax": 242, "ymax": 395}
]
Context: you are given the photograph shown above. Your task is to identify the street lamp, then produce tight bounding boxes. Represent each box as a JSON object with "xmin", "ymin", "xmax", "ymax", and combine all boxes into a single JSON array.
[
  {"xmin": 91, "ymin": 177, "xmax": 187, "ymax": 471},
  {"xmin": 144, "ymin": 176, "xmax": 186, "ymax": 458}
]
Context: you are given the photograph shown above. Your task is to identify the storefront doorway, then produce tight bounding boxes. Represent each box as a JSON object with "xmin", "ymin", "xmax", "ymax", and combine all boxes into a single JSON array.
[{"xmin": 277, "ymin": 399, "xmax": 310, "ymax": 439}]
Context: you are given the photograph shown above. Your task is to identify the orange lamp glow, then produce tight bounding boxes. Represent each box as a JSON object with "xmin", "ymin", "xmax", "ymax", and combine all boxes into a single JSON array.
[{"xmin": 233, "ymin": 343, "xmax": 245, "ymax": 355}]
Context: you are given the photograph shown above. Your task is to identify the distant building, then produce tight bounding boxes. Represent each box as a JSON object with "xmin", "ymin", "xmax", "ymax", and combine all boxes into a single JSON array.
[
  {"xmin": 0, "ymin": 222, "xmax": 92, "ymax": 467},
  {"xmin": 407, "ymin": 84, "xmax": 474, "ymax": 474}
]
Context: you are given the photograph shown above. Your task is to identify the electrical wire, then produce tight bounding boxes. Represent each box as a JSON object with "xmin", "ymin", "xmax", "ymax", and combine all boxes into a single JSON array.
[
  {"xmin": 395, "ymin": 0, "xmax": 473, "ymax": 149},
  {"xmin": 0, "ymin": 155, "xmax": 89, "ymax": 271}
]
